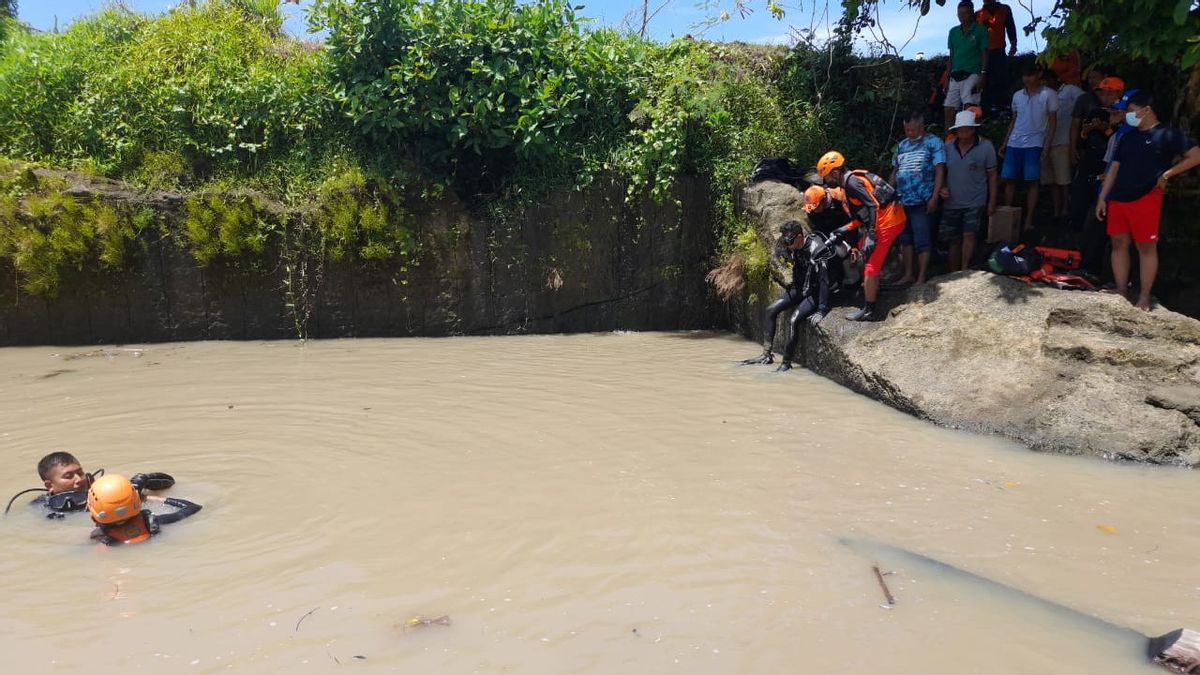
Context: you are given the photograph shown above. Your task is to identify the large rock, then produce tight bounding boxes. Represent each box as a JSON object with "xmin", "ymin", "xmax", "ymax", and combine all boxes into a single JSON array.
[
  {"xmin": 738, "ymin": 180, "xmax": 812, "ymax": 286},
  {"xmin": 795, "ymin": 272, "xmax": 1200, "ymax": 465},
  {"xmin": 739, "ymin": 180, "xmax": 810, "ymax": 232}
]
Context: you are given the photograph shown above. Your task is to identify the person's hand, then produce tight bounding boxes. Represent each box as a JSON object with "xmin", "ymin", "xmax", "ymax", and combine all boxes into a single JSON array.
[
  {"xmin": 939, "ymin": 186, "xmax": 951, "ymax": 200},
  {"xmin": 1096, "ymin": 201, "xmax": 1107, "ymax": 220},
  {"xmin": 1009, "ymin": 44, "xmax": 1017, "ymax": 57},
  {"xmin": 1157, "ymin": 171, "xmax": 1171, "ymax": 190},
  {"xmin": 829, "ymin": 225, "xmax": 853, "ymax": 245},
  {"xmin": 973, "ymin": 76, "xmax": 986, "ymax": 94},
  {"xmin": 849, "ymin": 248, "xmax": 861, "ymax": 264},
  {"xmin": 988, "ymin": 202, "xmax": 997, "ymax": 217},
  {"xmin": 1070, "ymin": 149, "xmax": 1079, "ymax": 168},
  {"xmin": 926, "ymin": 195, "xmax": 939, "ymax": 214}
]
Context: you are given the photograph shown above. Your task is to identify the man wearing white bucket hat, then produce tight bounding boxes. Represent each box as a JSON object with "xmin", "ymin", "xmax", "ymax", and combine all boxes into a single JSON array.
[{"xmin": 940, "ymin": 109, "xmax": 997, "ymax": 271}]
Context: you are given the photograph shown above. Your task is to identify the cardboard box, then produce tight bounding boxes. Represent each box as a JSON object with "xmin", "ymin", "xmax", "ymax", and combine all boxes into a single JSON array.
[{"xmin": 988, "ymin": 206, "xmax": 1022, "ymax": 244}]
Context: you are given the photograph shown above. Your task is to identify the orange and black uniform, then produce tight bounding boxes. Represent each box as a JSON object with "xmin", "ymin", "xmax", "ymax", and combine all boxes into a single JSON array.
[
  {"xmin": 839, "ymin": 171, "xmax": 906, "ymax": 278},
  {"xmin": 90, "ymin": 497, "xmax": 201, "ymax": 546}
]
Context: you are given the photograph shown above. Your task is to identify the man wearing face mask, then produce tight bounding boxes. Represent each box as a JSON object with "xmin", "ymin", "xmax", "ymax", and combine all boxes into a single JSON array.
[{"xmin": 1097, "ymin": 91, "xmax": 1200, "ymax": 311}]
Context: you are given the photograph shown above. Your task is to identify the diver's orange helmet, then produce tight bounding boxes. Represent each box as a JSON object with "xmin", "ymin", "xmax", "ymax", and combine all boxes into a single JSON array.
[
  {"xmin": 803, "ymin": 185, "xmax": 829, "ymax": 213},
  {"xmin": 816, "ymin": 151, "xmax": 845, "ymax": 178},
  {"xmin": 87, "ymin": 474, "xmax": 142, "ymax": 525}
]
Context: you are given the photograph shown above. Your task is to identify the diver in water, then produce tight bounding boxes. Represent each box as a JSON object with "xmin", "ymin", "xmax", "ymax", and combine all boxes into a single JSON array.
[
  {"xmin": 741, "ymin": 217, "xmax": 854, "ymax": 372},
  {"xmin": 88, "ymin": 474, "xmax": 201, "ymax": 546},
  {"xmin": 3, "ymin": 452, "xmax": 176, "ymax": 520},
  {"xmin": 28, "ymin": 452, "xmax": 93, "ymax": 516}
]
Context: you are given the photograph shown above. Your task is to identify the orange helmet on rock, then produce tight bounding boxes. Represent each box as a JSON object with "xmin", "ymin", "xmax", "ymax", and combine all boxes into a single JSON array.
[
  {"xmin": 87, "ymin": 474, "xmax": 142, "ymax": 525},
  {"xmin": 817, "ymin": 151, "xmax": 845, "ymax": 178}
]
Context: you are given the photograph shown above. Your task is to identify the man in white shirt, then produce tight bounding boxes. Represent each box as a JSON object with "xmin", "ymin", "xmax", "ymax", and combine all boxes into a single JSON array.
[
  {"xmin": 1042, "ymin": 70, "xmax": 1083, "ymax": 222},
  {"xmin": 1000, "ymin": 62, "xmax": 1058, "ymax": 231}
]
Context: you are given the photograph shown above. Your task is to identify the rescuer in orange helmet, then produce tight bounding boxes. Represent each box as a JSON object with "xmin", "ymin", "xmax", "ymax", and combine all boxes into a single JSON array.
[
  {"xmin": 87, "ymin": 474, "xmax": 201, "ymax": 546},
  {"xmin": 817, "ymin": 150, "xmax": 907, "ymax": 322}
]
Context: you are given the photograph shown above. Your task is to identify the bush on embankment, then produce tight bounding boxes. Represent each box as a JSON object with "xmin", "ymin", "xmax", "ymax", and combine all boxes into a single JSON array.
[{"xmin": 0, "ymin": 0, "xmax": 819, "ymax": 299}]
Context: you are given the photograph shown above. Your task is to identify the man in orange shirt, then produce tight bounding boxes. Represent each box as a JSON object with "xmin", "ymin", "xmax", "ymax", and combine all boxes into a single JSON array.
[{"xmin": 976, "ymin": 0, "xmax": 1018, "ymax": 112}]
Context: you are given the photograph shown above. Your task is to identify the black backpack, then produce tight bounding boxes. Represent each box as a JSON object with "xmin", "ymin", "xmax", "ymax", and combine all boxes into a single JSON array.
[
  {"xmin": 987, "ymin": 244, "xmax": 1044, "ymax": 276},
  {"xmin": 749, "ymin": 158, "xmax": 818, "ymax": 189}
]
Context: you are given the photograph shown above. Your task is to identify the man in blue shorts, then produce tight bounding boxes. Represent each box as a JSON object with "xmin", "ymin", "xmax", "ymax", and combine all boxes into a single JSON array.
[{"xmin": 1000, "ymin": 62, "xmax": 1057, "ymax": 232}]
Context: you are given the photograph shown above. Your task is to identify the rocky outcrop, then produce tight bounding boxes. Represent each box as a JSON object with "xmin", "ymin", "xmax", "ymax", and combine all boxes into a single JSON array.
[
  {"xmin": 791, "ymin": 273, "xmax": 1200, "ymax": 465},
  {"xmin": 736, "ymin": 178, "xmax": 1200, "ymax": 465}
]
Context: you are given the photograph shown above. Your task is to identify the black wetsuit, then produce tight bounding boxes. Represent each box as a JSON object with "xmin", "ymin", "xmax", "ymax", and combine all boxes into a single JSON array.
[
  {"xmin": 807, "ymin": 202, "xmax": 856, "ymax": 290},
  {"xmin": 808, "ymin": 207, "xmax": 851, "ymax": 237},
  {"xmin": 762, "ymin": 244, "xmax": 834, "ymax": 365},
  {"xmin": 90, "ymin": 498, "xmax": 202, "ymax": 546}
]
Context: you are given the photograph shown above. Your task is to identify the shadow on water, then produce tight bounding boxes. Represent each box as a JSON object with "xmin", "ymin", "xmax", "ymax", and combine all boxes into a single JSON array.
[
  {"xmin": 657, "ymin": 330, "xmax": 739, "ymax": 341},
  {"xmin": 840, "ymin": 537, "xmax": 1164, "ymax": 672}
]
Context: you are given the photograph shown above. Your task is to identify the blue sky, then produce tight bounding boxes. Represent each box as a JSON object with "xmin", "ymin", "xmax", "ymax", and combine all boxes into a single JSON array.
[{"xmin": 19, "ymin": 0, "xmax": 1057, "ymax": 58}]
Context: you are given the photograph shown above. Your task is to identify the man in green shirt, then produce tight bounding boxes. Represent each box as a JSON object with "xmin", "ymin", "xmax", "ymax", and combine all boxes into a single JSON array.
[{"xmin": 944, "ymin": 0, "xmax": 990, "ymax": 130}]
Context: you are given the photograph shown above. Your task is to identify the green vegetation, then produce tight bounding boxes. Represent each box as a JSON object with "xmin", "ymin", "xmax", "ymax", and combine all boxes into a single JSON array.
[
  {"xmin": 0, "ymin": 159, "xmax": 153, "ymax": 295},
  {"xmin": 182, "ymin": 194, "xmax": 272, "ymax": 265},
  {"xmin": 0, "ymin": 0, "xmax": 817, "ymax": 300},
  {"xmin": 0, "ymin": 0, "xmax": 1195, "ymax": 310},
  {"xmin": 1035, "ymin": 1, "xmax": 1200, "ymax": 68},
  {"xmin": 310, "ymin": 168, "xmax": 416, "ymax": 263},
  {"xmin": 312, "ymin": 0, "xmax": 637, "ymax": 188},
  {"xmin": 0, "ymin": 4, "xmax": 329, "ymax": 180}
]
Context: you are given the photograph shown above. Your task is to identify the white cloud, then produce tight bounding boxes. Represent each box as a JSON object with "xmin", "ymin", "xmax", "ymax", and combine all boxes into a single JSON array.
[{"xmin": 749, "ymin": 32, "xmax": 797, "ymax": 46}]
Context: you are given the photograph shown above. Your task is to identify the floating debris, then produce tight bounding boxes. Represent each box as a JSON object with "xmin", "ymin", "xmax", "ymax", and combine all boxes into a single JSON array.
[
  {"xmin": 873, "ymin": 565, "xmax": 896, "ymax": 606},
  {"xmin": 39, "ymin": 369, "xmax": 75, "ymax": 379},
  {"xmin": 64, "ymin": 348, "xmax": 145, "ymax": 361},
  {"xmin": 295, "ymin": 606, "xmax": 319, "ymax": 632},
  {"xmin": 402, "ymin": 615, "xmax": 451, "ymax": 632},
  {"xmin": 1097, "ymin": 524, "xmax": 1118, "ymax": 535}
]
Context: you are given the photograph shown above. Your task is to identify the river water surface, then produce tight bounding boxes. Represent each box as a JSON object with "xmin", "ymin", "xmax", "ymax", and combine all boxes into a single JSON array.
[{"xmin": 1, "ymin": 333, "xmax": 1196, "ymax": 674}]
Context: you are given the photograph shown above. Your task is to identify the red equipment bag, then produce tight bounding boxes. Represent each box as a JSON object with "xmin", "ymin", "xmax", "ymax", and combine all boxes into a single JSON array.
[{"xmin": 1034, "ymin": 247, "xmax": 1082, "ymax": 271}]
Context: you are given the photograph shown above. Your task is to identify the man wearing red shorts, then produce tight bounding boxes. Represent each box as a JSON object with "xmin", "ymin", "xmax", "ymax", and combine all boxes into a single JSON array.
[
  {"xmin": 1097, "ymin": 91, "xmax": 1200, "ymax": 311},
  {"xmin": 818, "ymin": 151, "xmax": 907, "ymax": 322}
]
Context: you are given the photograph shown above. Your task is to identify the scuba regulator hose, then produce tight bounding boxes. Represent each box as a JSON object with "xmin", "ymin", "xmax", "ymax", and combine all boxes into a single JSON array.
[
  {"xmin": 3, "ymin": 468, "xmax": 122, "ymax": 517},
  {"xmin": 3, "ymin": 488, "xmax": 48, "ymax": 516}
]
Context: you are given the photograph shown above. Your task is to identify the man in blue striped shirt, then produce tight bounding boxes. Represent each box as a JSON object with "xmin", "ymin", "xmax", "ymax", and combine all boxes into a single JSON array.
[{"xmin": 891, "ymin": 111, "xmax": 946, "ymax": 285}]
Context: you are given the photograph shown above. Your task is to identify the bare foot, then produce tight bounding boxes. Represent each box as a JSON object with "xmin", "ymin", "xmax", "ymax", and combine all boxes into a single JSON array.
[{"xmin": 1136, "ymin": 297, "xmax": 1152, "ymax": 312}]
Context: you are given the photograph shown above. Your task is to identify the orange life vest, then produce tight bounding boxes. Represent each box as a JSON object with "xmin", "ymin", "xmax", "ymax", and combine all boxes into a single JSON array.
[
  {"xmin": 100, "ymin": 511, "xmax": 153, "ymax": 544},
  {"xmin": 841, "ymin": 170, "xmax": 905, "ymax": 234}
]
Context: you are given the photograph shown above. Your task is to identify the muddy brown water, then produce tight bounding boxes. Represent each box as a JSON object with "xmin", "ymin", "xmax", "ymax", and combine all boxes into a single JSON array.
[{"xmin": 1, "ymin": 333, "xmax": 1196, "ymax": 674}]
